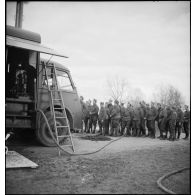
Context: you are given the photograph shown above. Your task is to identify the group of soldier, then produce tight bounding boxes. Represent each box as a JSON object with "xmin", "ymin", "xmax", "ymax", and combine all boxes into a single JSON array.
[{"xmin": 80, "ymin": 96, "xmax": 190, "ymax": 141}]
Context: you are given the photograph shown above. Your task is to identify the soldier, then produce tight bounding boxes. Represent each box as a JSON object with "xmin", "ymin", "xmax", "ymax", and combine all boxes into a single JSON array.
[
  {"xmin": 175, "ymin": 105, "xmax": 184, "ymax": 140},
  {"xmin": 146, "ymin": 102, "xmax": 158, "ymax": 138},
  {"xmin": 145, "ymin": 103, "xmax": 150, "ymax": 136},
  {"xmin": 158, "ymin": 104, "xmax": 168, "ymax": 140},
  {"xmin": 132, "ymin": 104, "xmax": 141, "ymax": 137},
  {"xmin": 110, "ymin": 100, "xmax": 121, "ymax": 136},
  {"xmin": 89, "ymin": 99, "xmax": 99, "ymax": 134},
  {"xmin": 83, "ymin": 101, "xmax": 90, "ymax": 133},
  {"xmin": 88, "ymin": 100, "xmax": 93, "ymax": 133},
  {"xmin": 108, "ymin": 99, "xmax": 113, "ymax": 133},
  {"xmin": 156, "ymin": 103, "xmax": 163, "ymax": 139},
  {"xmin": 104, "ymin": 102, "xmax": 110, "ymax": 135},
  {"xmin": 139, "ymin": 101, "xmax": 146, "ymax": 136},
  {"xmin": 183, "ymin": 105, "xmax": 190, "ymax": 140},
  {"xmin": 80, "ymin": 96, "xmax": 85, "ymax": 132},
  {"xmin": 120, "ymin": 102, "xmax": 126, "ymax": 135},
  {"xmin": 98, "ymin": 102, "xmax": 108, "ymax": 135},
  {"xmin": 167, "ymin": 106, "xmax": 177, "ymax": 141}
]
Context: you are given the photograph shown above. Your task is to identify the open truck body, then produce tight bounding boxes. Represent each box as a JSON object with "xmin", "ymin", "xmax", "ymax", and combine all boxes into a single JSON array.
[{"xmin": 6, "ymin": 25, "xmax": 82, "ymax": 146}]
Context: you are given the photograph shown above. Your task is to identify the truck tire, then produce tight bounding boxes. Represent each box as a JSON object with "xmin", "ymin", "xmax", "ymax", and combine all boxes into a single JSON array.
[{"xmin": 36, "ymin": 111, "xmax": 70, "ymax": 147}]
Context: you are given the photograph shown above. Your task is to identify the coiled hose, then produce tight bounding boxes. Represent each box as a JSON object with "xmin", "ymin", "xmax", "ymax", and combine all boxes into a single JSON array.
[
  {"xmin": 157, "ymin": 167, "xmax": 190, "ymax": 194},
  {"xmin": 37, "ymin": 109, "xmax": 123, "ymax": 156}
]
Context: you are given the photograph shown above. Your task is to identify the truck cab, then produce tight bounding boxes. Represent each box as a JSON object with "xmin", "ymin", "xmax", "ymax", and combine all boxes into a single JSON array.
[{"xmin": 6, "ymin": 25, "xmax": 82, "ymax": 146}]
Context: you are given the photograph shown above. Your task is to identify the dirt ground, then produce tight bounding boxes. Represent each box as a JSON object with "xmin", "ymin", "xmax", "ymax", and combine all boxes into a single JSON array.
[{"xmin": 6, "ymin": 132, "xmax": 190, "ymax": 194}]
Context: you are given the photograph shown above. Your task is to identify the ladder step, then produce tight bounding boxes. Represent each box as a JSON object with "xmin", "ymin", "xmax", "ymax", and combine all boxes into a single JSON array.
[
  {"xmin": 50, "ymin": 90, "xmax": 61, "ymax": 92},
  {"xmin": 54, "ymin": 108, "xmax": 64, "ymax": 110},
  {"xmin": 57, "ymin": 135, "xmax": 70, "ymax": 138},
  {"xmin": 61, "ymin": 145, "xmax": 73, "ymax": 147},
  {"xmin": 56, "ymin": 125, "xmax": 69, "ymax": 128},
  {"xmin": 55, "ymin": 116, "xmax": 67, "ymax": 119},
  {"xmin": 53, "ymin": 99, "xmax": 62, "ymax": 101}
]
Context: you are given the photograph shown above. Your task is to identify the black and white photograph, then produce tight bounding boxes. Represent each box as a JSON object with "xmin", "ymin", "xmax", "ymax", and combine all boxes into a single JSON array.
[{"xmin": 4, "ymin": 1, "xmax": 191, "ymax": 194}]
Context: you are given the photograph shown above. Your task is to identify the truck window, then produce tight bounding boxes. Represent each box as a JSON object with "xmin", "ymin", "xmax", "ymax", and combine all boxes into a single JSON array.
[{"xmin": 56, "ymin": 70, "xmax": 74, "ymax": 91}]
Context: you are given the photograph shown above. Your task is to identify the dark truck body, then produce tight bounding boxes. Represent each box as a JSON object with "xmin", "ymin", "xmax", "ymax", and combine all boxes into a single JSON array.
[{"xmin": 6, "ymin": 25, "xmax": 82, "ymax": 146}]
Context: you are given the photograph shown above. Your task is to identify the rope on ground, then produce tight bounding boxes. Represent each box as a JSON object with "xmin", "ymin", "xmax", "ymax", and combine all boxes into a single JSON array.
[
  {"xmin": 37, "ymin": 109, "xmax": 123, "ymax": 156},
  {"xmin": 157, "ymin": 167, "xmax": 190, "ymax": 194}
]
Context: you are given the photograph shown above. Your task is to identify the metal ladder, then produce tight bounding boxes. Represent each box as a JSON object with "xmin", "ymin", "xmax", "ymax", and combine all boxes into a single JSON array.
[{"xmin": 43, "ymin": 61, "xmax": 75, "ymax": 155}]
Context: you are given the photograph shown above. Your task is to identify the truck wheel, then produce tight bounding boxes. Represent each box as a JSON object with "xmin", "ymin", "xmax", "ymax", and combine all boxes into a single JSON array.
[{"xmin": 36, "ymin": 111, "xmax": 70, "ymax": 147}]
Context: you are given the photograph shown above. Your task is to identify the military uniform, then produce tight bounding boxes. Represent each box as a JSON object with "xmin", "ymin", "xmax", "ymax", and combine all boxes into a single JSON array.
[
  {"xmin": 132, "ymin": 107, "xmax": 141, "ymax": 137},
  {"xmin": 167, "ymin": 108, "xmax": 177, "ymax": 141},
  {"xmin": 107, "ymin": 104, "xmax": 113, "ymax": 135},
  {"xmin": 98, "ymin": 106, "xmax": 108, "ymax": 136},
  {"xmin": 120, "ymin": 104, "xmax": 126, "ymax": 135},
  {"xmin": 110, "ymin": 104, "xmax": 121, "ymax": 136},
  {"xmin": 183, "ymin": 109, "xmax": 190, "ymax": 139},
  {"xmin": 158, "ymin": 107, "xmax": 168, "ymax": 139},
  {"xmin": 88, "ymin": 104, "xmax": 93, "ymax": 133},
  {"xmin": 104, "ymin": 105, "xmax": 110, "ymax": 135},
  {"xmin": 139, "ymin": 105, "xmax": 146, "ymax": 136},
  {"xmin": 121, "ymin": 106, "xmax": 132, "ymax": 136},
  {"xmin": 89, "ymin": 103, "xmax": 99, "ymax": 133},
  {"xmin": 175, "ymin": 107, "xmax": 184, "ymax": 139},
  {"xmin": 146, "ymin": 105, "xmax": 157, "ymax": 138},
  {"xmin": 156, "ymin": 105, "xmax": 162, "ymax": 138},
  {"xmin": 83, "ymin": 103, "xmax": 90, "ymax": 133},
  {"xmin": 80, "ymin": 99, "xmax": 85, "ymax": 132}
]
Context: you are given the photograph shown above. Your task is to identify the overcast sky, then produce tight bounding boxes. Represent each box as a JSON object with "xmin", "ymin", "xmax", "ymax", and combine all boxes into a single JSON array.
[{"xmin": 6, "ymin": 1, "xmax": 190, "ymax": 105}]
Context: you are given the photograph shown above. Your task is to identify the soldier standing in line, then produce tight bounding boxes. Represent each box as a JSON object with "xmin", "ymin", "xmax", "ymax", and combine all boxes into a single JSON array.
[
  {"xmin": 120, "ymin": 102, "xmax": 126, "ymax": 135},
  {"xmin": 83, "ymin": 100, "xmax": 90, "ymax": 133},
  {"xmin": 132, "ymin": 104, "xmax": 141, "ymax": 137},
  {"xmin": 88, "ymin": 99, "xmax": 93, "ymax": 133},
  {"xmin": 80, "ymin": 96, "xmax": 85, "ymax": 133},
  {"xmin": 156, "ymin": 103, "xmax": 163, "ymax": 139},
  {"xmin": 139, "ymin": 102, "xmax": 146, "ymax": 137},
  {"xmin": 175, "ymin": 105, "xmax": 184, "ymax": 140},
  {"xmin": 145, "ymin": 103, "xmax": 150, "ymax": 136},
  {"xmin": 104, "ymin": 102, "xmax": 110, "ymax": 135},
  {"xmin": 158, "ymin": 104, "xmax": 168, "ymax": 140},
  {"xmin": 128, "ymin": 103, "xmax": 134, "ymax": 136},
  {"xmin": 110, "ymin": 100, "xmax": 121, "ymax": 136},
  {"xmin": 90, "ymin": 99, "xmax": 99, "ymax": 134},
  {"xmin": 98, "ymin": 102, "xmax": 108, "ymax": 136},
  {"xmin": 121, "ymin": 103, "xmax": 132, "ymax": 136},
  {"xmin": 183, "ymin": 105, "xmax": 190, "ymax": 140},
  {"xmin": 108, "ymin": 99, "xmax": 113, "ymax": 134},
  {"xmin": 146, "ymin": 102, "xmax": 158, "ymax": 138},
  {"xmin": 167, "ymin": 106, "xmax": 177, "ymax": 141}
]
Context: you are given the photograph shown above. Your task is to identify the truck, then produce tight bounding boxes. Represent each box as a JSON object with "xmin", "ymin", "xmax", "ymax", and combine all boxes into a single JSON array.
[{"xmin": 6, "ymin": 25, "xmax": 83, "ymax": 146}]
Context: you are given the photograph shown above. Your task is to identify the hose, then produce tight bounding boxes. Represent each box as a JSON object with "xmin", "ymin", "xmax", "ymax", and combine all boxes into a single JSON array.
[
  {"xmin": 157, "ymin": 167, "xmax": 190, "ymax": 194},
  {"xmin": 37, "ymin": 109, "xmax": 123, "ymax": 156}
]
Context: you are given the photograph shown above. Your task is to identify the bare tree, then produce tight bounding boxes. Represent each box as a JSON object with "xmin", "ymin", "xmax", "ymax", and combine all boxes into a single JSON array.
[
  {"xmin": 107, "ymin": 76, "xmax": 129, "ymax": 103},
  {"xmin": 153, "ymin": 84, "xmax": 184, "ymax": 107},
  {"xmin": 127, "ymin": 87, "xmax": 145, "ymax": 106}
]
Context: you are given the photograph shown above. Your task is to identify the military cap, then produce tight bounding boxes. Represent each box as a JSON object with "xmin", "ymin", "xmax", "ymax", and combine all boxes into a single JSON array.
[{"xmin": 114, "ymin": 100, "xmax": 119, "ymax": 104}]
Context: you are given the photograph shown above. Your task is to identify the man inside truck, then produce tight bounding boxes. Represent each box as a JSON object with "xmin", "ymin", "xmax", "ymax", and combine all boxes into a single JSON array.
[{"xmin": 6, "ymin": 47, "xmax": 36, "ymax": 99}]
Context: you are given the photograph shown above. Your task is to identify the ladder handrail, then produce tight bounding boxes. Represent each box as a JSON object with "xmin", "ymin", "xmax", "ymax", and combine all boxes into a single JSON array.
[{"xmin": 43, "ymin": 61, "xmax": 75, "ymax": 155}]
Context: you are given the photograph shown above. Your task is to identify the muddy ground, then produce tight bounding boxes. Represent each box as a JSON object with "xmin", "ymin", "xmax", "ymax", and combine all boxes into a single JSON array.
[{"xmin": 6, "ymin": 132, "xmax": 190, "ymax": 194}]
